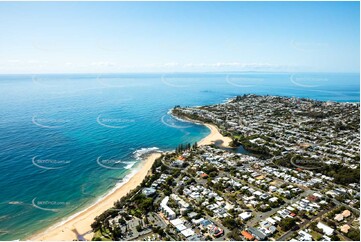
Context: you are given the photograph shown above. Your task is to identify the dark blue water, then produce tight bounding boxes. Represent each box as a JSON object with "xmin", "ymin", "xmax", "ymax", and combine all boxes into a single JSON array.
[{"xmin": 0, "ymin": 72, "xmax": 359, "ymax": 240}]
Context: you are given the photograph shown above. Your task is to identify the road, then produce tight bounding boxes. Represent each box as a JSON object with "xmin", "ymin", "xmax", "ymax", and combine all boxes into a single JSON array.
[{"xmin": 278, "ymin": 207, "xmax": 333, "ymax": 241}]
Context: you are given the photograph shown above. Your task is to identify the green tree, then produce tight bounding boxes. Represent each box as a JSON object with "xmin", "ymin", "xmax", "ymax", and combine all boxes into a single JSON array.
[{"xmin": 279, "ymin": 218, "xmax": 295, "ymax": 231}]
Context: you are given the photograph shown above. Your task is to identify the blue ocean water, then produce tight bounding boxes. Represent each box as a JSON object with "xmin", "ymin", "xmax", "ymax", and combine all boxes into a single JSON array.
[{"xmin": 0, "ymin": 72, "xmax": 359, "ymax": 240}]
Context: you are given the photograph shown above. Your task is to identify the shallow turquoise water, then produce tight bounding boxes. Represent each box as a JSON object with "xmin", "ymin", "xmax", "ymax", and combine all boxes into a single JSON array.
[{"xmin": 0, "ymin": 72, "xmax": 359, "ymax": 240}]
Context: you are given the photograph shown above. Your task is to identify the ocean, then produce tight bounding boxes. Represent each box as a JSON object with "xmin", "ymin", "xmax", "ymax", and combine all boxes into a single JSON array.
[{"xmin": 0, "ymin": 72, "xmax": 359, "ymax": 240}]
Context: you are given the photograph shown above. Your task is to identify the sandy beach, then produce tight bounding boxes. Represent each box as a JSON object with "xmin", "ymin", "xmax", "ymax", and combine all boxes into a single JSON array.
[
  {"xmin": 198, "ymin": 123, "xmax": 232, "ymax": 147},
  {"xmin": 28, "ymin": 122, "xmax": 230, "ymax": 241},
  {"xmin": 28, "ymin": 153, "xmax": 162, "ymax": 241}
]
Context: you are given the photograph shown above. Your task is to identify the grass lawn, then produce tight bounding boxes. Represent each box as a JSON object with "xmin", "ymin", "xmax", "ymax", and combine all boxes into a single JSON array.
[
  {"xmin": 310, "ymin": 230, "xmax": 323, "ymax": 241},
  {"xmin": 93, "ymin": 230, "xmax": 112, "ymax": 241}
]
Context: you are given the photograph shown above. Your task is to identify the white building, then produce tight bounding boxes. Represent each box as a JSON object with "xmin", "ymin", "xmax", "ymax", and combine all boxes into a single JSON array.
[
  {"xmin": 160, "ymin": 196, "xmax": 176, "ymax": 219},
  {"xmin": 317, "ymin": 222, "xmax": 334, "ymax": 236}
]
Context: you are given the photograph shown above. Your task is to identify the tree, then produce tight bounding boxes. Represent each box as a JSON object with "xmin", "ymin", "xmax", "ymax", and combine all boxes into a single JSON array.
[
  {"xmin": 118, "ymin": 218, "xmax": 126, "ymax": 225},
  {"xmin": 112, "ymin": 226, "xmax": 122, "ymax": 240},
  {"xmin": 222, "ymin": 217, "xmax": 238, "ymax": 229},
  {"xmin": 143, "ymin": 216, "xmax": 149, "ymax": 225},
  {"xmin": 348, "ymin": 228, "xmax": 360, "ymax": 240},
  {"xmin": 279, "ymin": 218, "xmax": 295, "ymax": 231},
  {"xmin": 136, "ymin": 225, "xmax": 142, "ymax": 232}
]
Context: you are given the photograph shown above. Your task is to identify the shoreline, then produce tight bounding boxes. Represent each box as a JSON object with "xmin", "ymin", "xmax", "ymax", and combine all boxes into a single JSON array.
[
  {"xmin": 27, "ymin": 119, "xmax": 230, "ymax": 241},
  {"xmin": 170, "ymin": 112, "xmax": 232, "ymax": 148},
  {"xmin": 198, "ymin": 123, "xmax": 232, "ymax": 147},
  {"xmin": 28, "ymin": 152, "xmax": 162, "ymax": 241}
]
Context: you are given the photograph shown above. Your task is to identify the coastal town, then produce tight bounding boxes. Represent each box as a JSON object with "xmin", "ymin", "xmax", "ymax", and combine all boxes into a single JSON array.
[
  {"xmin": 173, "ymin": 94, "xmax": 360, "ymax": 184},
  {"xmin": 90, "ymin": 95, "xmax": 360, "ymax": 241}
]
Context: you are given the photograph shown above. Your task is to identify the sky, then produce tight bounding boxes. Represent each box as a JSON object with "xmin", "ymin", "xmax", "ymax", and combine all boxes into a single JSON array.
[{"xmin": 0, "ymin": 1, "xmax": 359, "ymax": 74}]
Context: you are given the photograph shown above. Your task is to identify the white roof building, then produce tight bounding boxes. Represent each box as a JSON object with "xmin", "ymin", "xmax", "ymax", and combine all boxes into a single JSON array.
[
  {"xmin": 239, "ymin": 212, "xmax": 252, "ymax": 221},
  {"xmin": 170, "ymin": 218, "xmax": 184, "ymax": 226},
  {"xmin": 181, "ymin": 228, "xmax": 195, "ymax": 238},
  {"xmin": 161, "ymin": 196, "xmax": 176, "ymax": 220},
  {"xmin": 317, "ymin": 222, "xmax": 334, "ymax": 236},
  {"xmin": 298, "ymin": 230, "xmax": 313, "ymax": 241}
]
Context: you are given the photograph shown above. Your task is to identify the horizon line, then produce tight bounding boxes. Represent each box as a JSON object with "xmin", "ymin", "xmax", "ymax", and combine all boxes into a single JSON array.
[{"xmin": 0, "ymin": 70, "xmax": 360, "ymax": 76}]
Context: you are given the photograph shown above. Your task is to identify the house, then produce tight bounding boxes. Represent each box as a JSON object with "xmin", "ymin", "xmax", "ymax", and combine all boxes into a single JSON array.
[
  {"xmin": 269, "ymin": 197, "xmax": 278, "ymax": 203},
  {"xmin": 188, "ymin": 212, "xmax": 198, "ymax": 219},
  {"xmin": 317, "ymin": 222, "xmax": 334, "ymax": 236},
  {"xmin": 321, "ymin": 235, "xmax": 332, "ymax": 241},
  {"xmin": 266, "ymin": 217, "xmax": 277, "ymax": 225},
  {"xmin": 334, "ymin": 214, "xmax": 344, "ymax": 222},
  {"xmin": 181, "ymin": 228, "xmax": 195, "ymax": 238},
  {"xmin": 342, "ymin": 210, "xmax": 351, "ymax": 218},
  {"xmin": 298, "ymin": 230, "xmax": 313, "ymax": 241},
  {"xmin": 200, "ymin": 173, "xmax": 209, "ymax": 179},
  {"xmin": 269, "ymin": 186, "xmax": 277, "ymax": 192},
  {"xmin": 241, "ymin": 230, "xmax": 254, "ymax": 240},
  {"xmin": 172, "ymin": 159, "xmax": 184, "ymax": 167},
  {"xmin": 200, "ymin": 219, "xmax": 213, "ymax": 229},
  {"xmin": 170, "ymin": 194, "xmax": 191, "ymax": 210},
  {"xmin": 248, "ymin": 227, "xmax": 267, "ymax": 240},
  {"xmin": 170, "ymin": 218, "xmax": 184, "ymax": 228},
  {"xmin": 209, "ymin": 225, "xmax": 223, "ymax": 238},
  {"xmin": 191, "ymin": 217, "xmax": 204, "ymax": 225},
  {"xmin": 239, "ymin": 212, "xmax": 252, "ymax": 221},
  {"xmin": 273, "ymin": 216, "xmax": 282, "ymax": 222},
  {"xmin": 142, "ymin": 187, "xmax": 156, "ymax": 197},
  {"xmin": 340, "ymin": 224, "xmax": 351, "ymax": 233},
  {"xmin": 307, "ymin": 195, "xmax": 319, "ymax": 202},
  {"xmin": 187, "ymin": 234, "xmax": 203, "ymax": 241}
]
